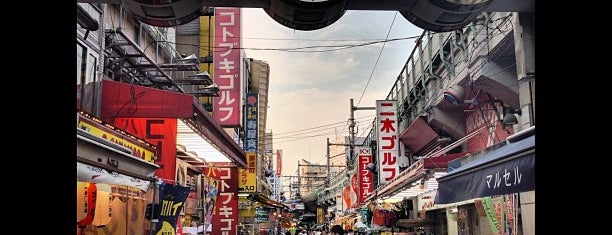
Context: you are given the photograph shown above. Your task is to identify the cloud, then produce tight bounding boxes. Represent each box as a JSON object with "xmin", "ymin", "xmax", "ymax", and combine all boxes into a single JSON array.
[{"xmin": 240, "ymin": 8, "xmax": 423, "ymax": 175}]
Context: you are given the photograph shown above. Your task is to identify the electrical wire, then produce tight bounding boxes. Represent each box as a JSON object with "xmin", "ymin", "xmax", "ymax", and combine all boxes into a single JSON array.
[
  {"xmin": 356, "ymin": 11, "xmax": 398, "ymax": 106},
  {"xmin": 273, "ymin": 114, "xmax": 375, "ymax": 137},
  {"xmin": 153, "ymin": 32, "xmax": 429, "ymax": 54},
  {"xmin": 273, "ymin": 121, "xmax": 372, "ymax": 144}
]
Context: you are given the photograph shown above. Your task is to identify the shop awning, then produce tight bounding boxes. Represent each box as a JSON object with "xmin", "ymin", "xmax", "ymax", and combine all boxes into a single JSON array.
[
  {"xmin": 399, "ymin": 117, "xmax": 439, "ymax": 153},
  {"xmin": 435, "ymin": 135, "xmax": 535, "ymax": 204},
  {"xmin": 77, "ymin": 128, "xmax": 160, "ymax": 190},
  {"xmin": 252, "ymin": 193, "xmax": 288, "ymax": 210},
  {"xmin": 396, "ymin": 219, "xmax": 434, "ymax": 227}
]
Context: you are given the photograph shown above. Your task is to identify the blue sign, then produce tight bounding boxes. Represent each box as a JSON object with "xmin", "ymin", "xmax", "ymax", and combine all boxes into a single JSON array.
[{"xmin": 245, "ymin": 93, "xmax": 258, "ymax": 152}]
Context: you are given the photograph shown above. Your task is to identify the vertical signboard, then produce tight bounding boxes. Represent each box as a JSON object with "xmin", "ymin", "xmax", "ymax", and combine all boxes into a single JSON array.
[
  {"xmin": 357, "ymin": 147, "xmax": 373, "ymax": 204},
  {"xmin": 114, "ymin": 118, "xmax": 177, "ymax": 182},
  {"xmin": 276, "ymin": 149, "xmax": 282, "ymax": 177},
  {"xmin": 376, "ymin": 100, "xmax": 399, "ymax": 185},
  {"xmin": 213, "ymin": 7, "xmax": 242, "ymax": 127},
  {"xmin": 211, "ymin": 167, "xmax": 238, "ymax": 235},
  {"xmin": 239, "ymin": 152, "xmax": 257, "ymax": 193},
  {"xmin": 245, "ymin": 93, "xmax": 258, "ymax": 152},
  {"xmin": 342, "ymin": 186, "xmax": 352, "ymax": 212}
]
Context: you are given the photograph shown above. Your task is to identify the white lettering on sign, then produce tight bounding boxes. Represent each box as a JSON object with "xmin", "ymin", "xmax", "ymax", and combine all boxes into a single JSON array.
[
  {"xmin": 376, "ymin": 100, "xmax": 399, "ymax": 185},
  {"xmin": 213, "ymin": 8, "xmax": 241, "ymax": 126},
  {"xmin": 485, "ymin": 166, "xmax": 523, "ymax": 189},
  {"xmin": 217, "ymin": 167, "xmax": 236, "ymax": 234},
  {"xmin": 358, "ymin": 153, "xmax": 373, "ymax": 202}
]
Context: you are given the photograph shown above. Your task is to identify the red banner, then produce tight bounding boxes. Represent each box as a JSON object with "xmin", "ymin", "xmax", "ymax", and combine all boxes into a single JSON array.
[
  {"xmin": 276, "ymin": 150, "xmax": 282, "ymax": 177},
  {"xmin": 206, "ymin": 167, "xmax": 238, "ymax": 235},
  {"xmin": 343, "ymin": 187, "xmax": 352, "ymax": 211},
  {"xmin": 100, "ymin": 80, "xmax": 193, "ymax": 120},
  {"xmin": 213, "ymin": 8, "xmax": 242, "ymax": 127},
  {"xmin": 357, "ymin": 148, "xmax": 373, "ymax": 204},
  {"xmin": 114, "ymin": 118, "xmax": 177, "ymax": 182}
]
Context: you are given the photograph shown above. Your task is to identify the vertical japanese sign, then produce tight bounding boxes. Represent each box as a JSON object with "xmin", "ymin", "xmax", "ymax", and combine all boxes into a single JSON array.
[
  {"xmin": 155, "ymin": 183, "xmax": 191, "ymax": 235},
  {"xmin": 245, "ymin": 93, "xmax": 258, "ymax": 152},
  {"xmin": 357, "ymin": 147, "xmax": 373, "ymax": 204},
  {"xmin": 276, "ymin": 149, "xmax": 282, "ymax": 177},
  {"xmin": 211, "ymin": 167, "xmax": 238, "ymax": 235},
  {"xmin": 239, "ymin": 152, "xmax": 257, "ymax": 193},
  {"xmin": 213, "ymin": 7, "xmax": 242, "ymax": 127},
  {"xmin": 376, "ymin": 100, "xmax": 399, "ymax": 185},
  {"xmin": 114, "ymin": 118, "xmax": 177, "ymax": 182}
]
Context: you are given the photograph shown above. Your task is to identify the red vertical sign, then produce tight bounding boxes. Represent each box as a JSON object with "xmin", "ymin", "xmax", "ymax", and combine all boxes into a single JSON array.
[
  {"xmin": 209, "ymin": 167, "xmax": 238, "ymax": 235},
  {"xmin": 276, "ymin": 149, "xmax": 282, "ymax": 177},
  {"xmin": 114, "ymin": 118, "xmax": 177, "ymax": 182},
  {"xmin": 357, "ymin": 148, "xmax": 373, "ymax": 204},
  {"xmin": 213, "ymin": 7, "xmax": 242, "ymax": 127}
]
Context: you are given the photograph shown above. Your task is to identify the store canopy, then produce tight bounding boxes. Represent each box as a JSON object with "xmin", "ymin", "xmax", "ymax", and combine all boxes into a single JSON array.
[
  {"xmin": 435, "ymin": 135, "xmax": 535, "ymax": 204},
  {"xmin": 252, "ymin": 193, "xmax": 288, "ymax": 210},
  {"xmin": 77, "ymin": 128, "xmax": 160, "ymax": 191}
]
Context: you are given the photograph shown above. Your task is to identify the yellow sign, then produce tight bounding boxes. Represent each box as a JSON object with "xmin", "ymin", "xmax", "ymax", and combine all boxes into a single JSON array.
[
  {"xmin": 317, "ymin": 207, "xmax": 324, "ymax": 224},
  {"xmin": 238, "ymin": 152, "xmax": 257, "ymax": 193},
  {"xmin": 78, "ymin": 114, "xmax": 156, "ymax": 163}
]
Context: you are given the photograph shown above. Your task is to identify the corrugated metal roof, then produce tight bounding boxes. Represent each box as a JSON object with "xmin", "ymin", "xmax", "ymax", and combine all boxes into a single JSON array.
[
  {"xmin": 176, "ymin": 19, "xmax": 200, "ymax": 36},
  {"xmin": 176, "ymin": 119, "xmax": 231, "ymax": 163},
  {"xmin": 384, "ymin": 171, "xmax": 447, "ymax": 203}
]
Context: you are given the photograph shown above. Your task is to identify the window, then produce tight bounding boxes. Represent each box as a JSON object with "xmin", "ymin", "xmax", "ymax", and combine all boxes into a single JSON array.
[
  {"xmin": 76, "ymin": 42, "xmax": 99, "ymax": 114},
  {"xmin": 77, "ymin": 43, "xmax": 85, "ymax": 110}
]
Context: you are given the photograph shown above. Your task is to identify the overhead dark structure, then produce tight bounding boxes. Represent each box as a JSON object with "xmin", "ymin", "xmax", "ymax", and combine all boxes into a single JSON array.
[
  {"xmin": 114, "ymin": 0, "xmax": 534, "ymax": 32},
  {"xmin": 77, "ymin": 4, "xmax": 99, "ymax": 40}
]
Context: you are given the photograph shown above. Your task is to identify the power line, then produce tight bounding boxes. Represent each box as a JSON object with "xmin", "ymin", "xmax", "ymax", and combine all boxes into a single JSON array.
[
  {"xmin": 273, "ymin": 121, "xmax": 372, "ymax": 143},
  {"xmin": 357, "ymin": 11, "xmax": 399, "ymax": 106},
  {"xmin": 273, "ymin": 114, "xmax": 375, "ymax": 137},
  {"xmin": 154, "ymin": 33, "xmax": 427, "ymax": 54},
  {"xmin": 244, "ymin": 37, "xmax": 398, "ymax": 42}
]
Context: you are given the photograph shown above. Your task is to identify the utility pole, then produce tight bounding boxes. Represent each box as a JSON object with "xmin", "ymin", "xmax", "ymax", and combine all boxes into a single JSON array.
[
  {"xmin": 327, "ymin": 138, "xmax": 330, "ymax": 186},
  {"xmin": 349, "ymin": 98, "xmax": 375, "ymax": 207},
  {"xmin": 297, "ymin": 167, "xmax": 301, "ymax": 198},
  {"xmin": 349, "ymin": 98, "xmax": 376, "ymax": 168}
]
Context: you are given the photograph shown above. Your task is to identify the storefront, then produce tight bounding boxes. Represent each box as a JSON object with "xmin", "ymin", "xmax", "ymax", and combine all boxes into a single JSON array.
[
  {"xmin": 435, "ymin": 127, "xmax": 535, "ymax": 235},
  {"xmin": 77, "ymin": 113, "xmax": 160, "ymax": 235}
]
